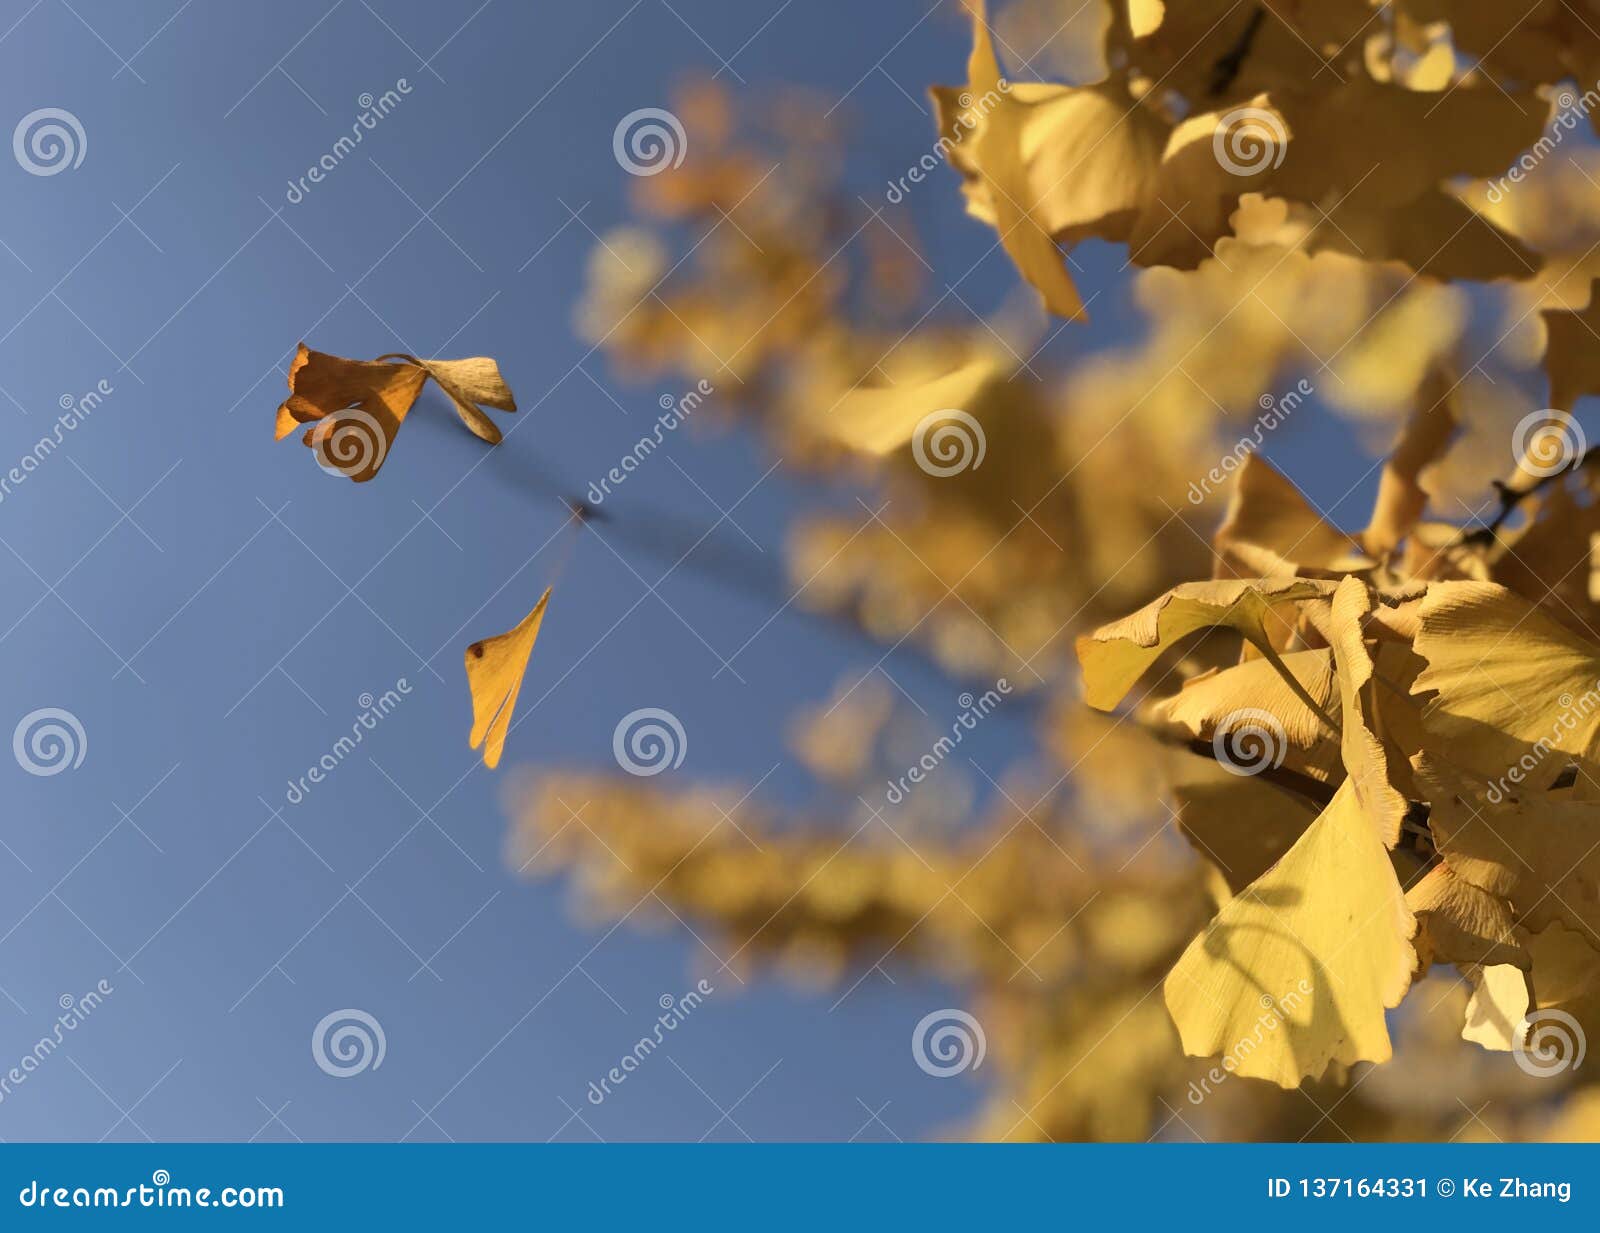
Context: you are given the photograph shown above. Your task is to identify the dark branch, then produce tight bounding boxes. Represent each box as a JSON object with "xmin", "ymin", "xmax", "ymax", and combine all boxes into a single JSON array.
[
  {"xmin": 1208, "ymin": 7, "xmax": 1267, "ymax": 97},
  {"xmin": 1460, "ymin": 443, "xmax": 1600, "ymax": 546}
]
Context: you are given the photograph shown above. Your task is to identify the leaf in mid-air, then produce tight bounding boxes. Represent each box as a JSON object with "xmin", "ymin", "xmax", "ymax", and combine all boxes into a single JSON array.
[
  {"xmin": 466, "ymin": 587, "xmax": 552, "ymax": 770},
  {"xmin": 275, "ymin": 344, "xmax": 517, "ymax": 480}
]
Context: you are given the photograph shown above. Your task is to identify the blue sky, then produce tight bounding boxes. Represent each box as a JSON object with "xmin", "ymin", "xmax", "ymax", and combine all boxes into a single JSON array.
[
  {"xmin": 0, "ymin": 0, "xmax": 1398, "ymax": 1143},
  {"xmin": 0, "ymin": 0, "xmax": 1065, "ymax": 1143}
]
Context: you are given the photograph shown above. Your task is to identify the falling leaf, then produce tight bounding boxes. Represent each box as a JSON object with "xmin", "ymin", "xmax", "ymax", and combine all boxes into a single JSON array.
[
  {"xmin": 276, "ymin": 344, "xmax": 517, "ymax": 481},
  {"xmin": 382, "ymin": 353, "xmax": 518, "ymax": 445},
  {"xmin": 466, "ymin": 587, "xmax": 552, "ymax": 769}
]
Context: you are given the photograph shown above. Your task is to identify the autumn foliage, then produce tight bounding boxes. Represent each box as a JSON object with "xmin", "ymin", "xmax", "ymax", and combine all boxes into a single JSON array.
[{"xmin": 284, "ymin": 0, "xmax": 1600, "ymax": 1140}]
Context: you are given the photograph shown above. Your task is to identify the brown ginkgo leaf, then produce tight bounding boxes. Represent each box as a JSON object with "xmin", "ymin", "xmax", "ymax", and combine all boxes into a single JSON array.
[
  {"xmin": 275, "ymin": 344, "xmax": 517, "ymax": 481},
  {"xmin": 466, "ymin": 586, "xmax": 552, "ymax": 770},
  {"xmin": 378, "ymin": 354, "xmax": 518, "ymax": 445}
]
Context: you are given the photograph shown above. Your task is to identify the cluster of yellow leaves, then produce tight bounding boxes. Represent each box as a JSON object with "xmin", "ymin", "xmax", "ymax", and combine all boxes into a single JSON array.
[
  {"xmin": 538, "ymin": 3, "xmax": 1600, "ymax": 1138},
  {"xmin": 943, "ymin": 1, "xmax": 1548, "ymax": 320},
  {"xmin": 1077, "ymin": 372, "xmax": 1600, "ymax": 1087},
  {"xmin": 576, "ymin": 78, "xmax": 1225, "ymax": 685},
  {"xmin": 510, "ymin": 662, "xmax": 1577, "ymax": 1140},
  {"xmin": 949, "ymin": 3, "xmax": 1600, "ymax": 532}
]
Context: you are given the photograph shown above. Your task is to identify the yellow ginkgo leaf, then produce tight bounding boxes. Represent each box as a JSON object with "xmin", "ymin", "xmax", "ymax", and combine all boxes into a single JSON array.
[
  {"xmin": 466, "ymin": 587, "xmax": 552, "ymax": 770},
  {"xmin": 821, "ymin": 354, "xmax": 1001, "ymax": 457},
  {"xmin": 276, "ymin": 344, "xmax": 517, "ymax": 480},
  {"xmin": 1328, "ymin": 576, "xmax": 1409, "ymax": 848},
  {"xmin": 929, "ymin": 79, "xmax": 1164, "ymax": 243},
  {"xmin": 1163, "ymin": 779, "xmax": 1417, "ymax": 1088},
  {"xmin": 1126, "ymin": 100, "xmax": 1289, "ymax": 270},
  {"xmin": 1215, "ymin": 455, "xmax": 1369, "ymax": 576},
  {"xmin": 1406, "ymin": 862, "xmax": 1525, "ymax": 971},
  {"xmin": 1490, "ymin": 482, "xmax": 1600, "ymax": 646},
  {"xmin": 1362, "ymin": 368, "xmax": 1457, "ymax": 558},
  {"xmin": 275, "ymin": 345, "xmax": 429, "ymax": 483},
  {"xmin": 1413, "ymin": 581, "xmax": 1600, "ymax": 797},
  {"xmin": 1426, "ymin": 774, "xmax": 1600, "ymax": 943},
  {"xmin": 1075, "ymin": 578, "xmax": 1335, "ymax": 712},
  {"xmin": 382, "ymin": 354, "xmax": 518, "ymax": 446},
  {"xmin": 1525, "ymin": 920, "xmax": 1600, "ymax": 1042},
  {"xmin": 959, "ymin": 3, "xmax": 1088, "ymax": 320},
  {"xmin": 1461, "ymin": 962, "xmax": 1530, "ymax": 1053},
  {"xmin": 1148, "ymin": 647, "xmax": 1342, "ymax": 784},
  {"xmin": 1171, "ymin": 771, "xmax": 1319, "ymax": 895}
]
